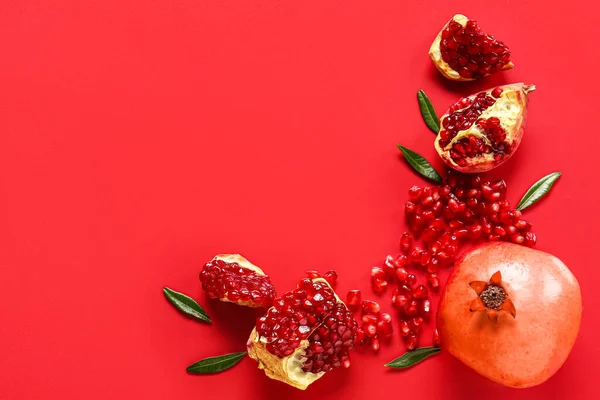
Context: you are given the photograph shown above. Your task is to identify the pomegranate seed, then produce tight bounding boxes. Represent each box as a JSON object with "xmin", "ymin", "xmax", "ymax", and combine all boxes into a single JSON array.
[
  {"xmin": 509, "ymin": 233, "xmax": 525, "ymax": 244},
  {"xmin": 362, "ymin": 314, "xmax": 378, "ymax": 325},
  {"xmin": 305, "ymin": 270, "xmax": 321, "ymax": 279},
  {"xmin": 399, "ymin": 320, "xmax": 410, "ymax": 337},
  {"xmin": 427, "ymin": 273, "xmax": 440, "ymax": 291},
  {"xmin": 409, "ymin": 248, "xmax": 424, "ymax": 263},
  {"xmin": 413, "ymin": 285, "xmax": 429, "ymax": 300},
  {"xmin": 323, "ymin": 270, "xmax": 338, "ymax": 286},
  {"xmin": 407, "ymin": 274, "xmax": 417, "ymax": 287},
  {"xmin": 354, "ymin": 328, "xmax": 366, "ymax": 345},
  {"xmin": 409, "ymin": 316, "xmax": 424, "ymax": 332},
  {"xmin": 371, "ymin": 266, "xmax": 387, "ymax": 280},
  {"xmin": 346, "ymin": 290, "xmax": 361, "ymax": 311},
  {"xmin": 433, "ymin": 329, "xmax": 441, "ymax": 347},
  {"xmin": 395, "ymin": 254, "xmax": 408, "ymax": 268},
  {"xmin": 395, "ymin": 266, "xmax": 409, "ymax": 282},
  {"xmin": 491, "ymin": 87, "xmax": 503, "ymax": 98},
  {"xmin": 377, "ymin": 313, "xmax": 393, "ymax": 337},
  {"xmin": 392, "ymin": 291, "xmax": 411, "ymax": 311},
  {"xmin": 405, "ymin": 299, "xmax": 419, "ymax": 316},
  {"xmin": 364, "ymin": 323, "xmax": 377, "ymax": 338},
  {"xmin": 405, "ymin": 333, "xmax": 418, "ymax": 350},
  {"xmin": 361, "ymin": 300, "xmax": 380, "ymax": 315},
  {"xmin": 372, "ymin": 278, "xmax": 388, "ymax": 293},
  {"xmin": 524, "ymin": 232, "xmax": 537, "ymax": 247},
  {"xmin": 408, "ymin": 186, "xmax": 422, "ymax": 201},
  {"xmin": 400, "ymin": 232, "xmax": 413, "ymax": 254},
  {"xmin": 370, "ymin": 336, "xmax": 380, "ymax": 351},
  {"xmin": 419, "ymin": 299, "xmax": 431, "ymax": 319},
  {"xmin": 383, "ymin": 255, "xmax": 396, "ymax": 276}
]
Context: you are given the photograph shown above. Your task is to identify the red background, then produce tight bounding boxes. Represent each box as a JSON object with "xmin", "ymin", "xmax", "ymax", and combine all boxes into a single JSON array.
[{"xmin": 1, "ymin": 1, "xmax": 599, "ymax": 399}]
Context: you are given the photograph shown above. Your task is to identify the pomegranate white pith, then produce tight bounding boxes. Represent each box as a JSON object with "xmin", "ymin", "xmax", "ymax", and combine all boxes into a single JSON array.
[
  {"xmin": 437, "ymin": 242, "xmax": 582, "ymax": 388},
  {"xmin": 434, "ymin": 83, "xmax": 535, "ymax": 173},
  {"xmin": 199, "ymin": 254, "xmax": 276, "ymax": 308},
  {"xmin": 429, "ymin": 14, "xmax": 513, "ymax": 81},
  {"xmin": 247, "ymin": 278, "xmax": 356, "ymax": 390}
]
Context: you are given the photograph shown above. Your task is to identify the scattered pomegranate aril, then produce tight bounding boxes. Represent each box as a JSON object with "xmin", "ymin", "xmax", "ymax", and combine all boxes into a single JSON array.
[
  {"xmin": 361, "ymin": 300, "xmax": 381, "ymax": 315},
  {"xmin": 377, "ymin": 313, "xmax": 394, "ymax": 337},
  {"xmin": 200, "ymin": 254, "xmax": 277, "ymax": 308},
  {"xmin": 427, "ymin": 273, "xmax": 440, "ymax": 292},
  {"xmin": 406, "ymin": 333, "xmax": 418, "ymax": 350},
  {"xmin": 346, "ymin": 290, "xmax": 362, "ymax": 312},
  {"xmin": 323, "ymin": 270, "xmax": 338, "ymax": 286},
  {"xmin": 407, "ymin": 274, "xmax": 417, "ymax": 287},
  {"xmin": 413, "ymin": 285, "xmax": 429, "ymax": 300},
  {"xmin": 395, "ymin": 266, "xmax": 409, "ymax": 282},
  {"xmin": 400, "ymin": 232, "xmax": 413, "ymax": 254},
  {"xmin": 370, "ymin": 336, "xmax": 380, "ymax": 351},
  {"xmin": 372, "ymin": 278, "xmax": 388, "ymax": 293},
  {"xmin": 371, "ymin": 266, "xmax": 387, "ymax": 280},
  {"xmin": 392, "ymin": 289, "xmax": 411, "ymax": 311},
  {"xmin": 419, "ymin": 299, "xmax": 431, "ymax": 319},
  {"xmin": 362, "ymin": 314, "xmax": 378, "ymax": 325},
  {"xmin": 405, "ymin": 299, "xmax": 420, "ymax": 317},
  {"xmin": 305, "ymin": 270, "xmax": 321, "ymax": 280}
]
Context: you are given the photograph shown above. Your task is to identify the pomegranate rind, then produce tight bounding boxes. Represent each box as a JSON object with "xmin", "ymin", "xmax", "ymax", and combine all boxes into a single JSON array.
[
  {"xmin": 437, "ymin": 242, "xmax": 582, "ymax": 388},
  {"xmin": 209, "ymin": 254, "xmax": 273, "ymax": 308},
  {"xmin": 434, "ymin": 83, "xmax": 535, "ymax": 173},
  {"xmin": 429, "ymin": 14, "xmax": 514, "ymax": 81},
  {"xmin": 247, "ymin": 278, "xmax": 347, "ymax": 390}
]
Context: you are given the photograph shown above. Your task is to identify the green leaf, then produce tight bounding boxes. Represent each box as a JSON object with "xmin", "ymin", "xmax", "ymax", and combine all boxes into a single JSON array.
[
  {"xmin": 517, "ymin": 172, "xmax": 562, "ymax": 211},
  {"xmin": 397, "ymin": 145, "xmax": 443, "ymax": 183},
  {"xmin": 186, "ymin": 352, "xmax": 246, "ymax": 373},
  {"xmin": 163, "ymin": 287, "xmax": 211, "ymax": 323},
  {"xmin": 417, "ymin": 90, "xmax": 440, "ymax": 134},
  {"xmin": 385, "ymin": 347, "xmax": 441, "ymax": 369}
]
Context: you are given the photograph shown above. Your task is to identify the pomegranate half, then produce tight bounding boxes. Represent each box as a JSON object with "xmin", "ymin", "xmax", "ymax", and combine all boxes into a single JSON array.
[
  {"xmin": 437, "ymin": 242, "xmax": 582, "ymax": 388},
  {"xmin": 247, "ymin": 277, "xmax": 357, "ymax": 390},
  {"xmin": 435, "ymin": 83, "xmax": 535, "ymax": 173},
  {"xmin": 429, "ymin": 14, "xmax": 513, "ymax": 81},
  {"xmin": 199, "ymin": 254, "xmax": 276, "ymax": 308}
]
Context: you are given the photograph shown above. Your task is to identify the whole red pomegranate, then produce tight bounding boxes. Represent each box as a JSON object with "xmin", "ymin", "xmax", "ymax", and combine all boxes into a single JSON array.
[
  {"xmin": 429, "ymin": 14, "xmax": 513, "ymax": 81},
  {"xmin": 435, "ymin": 83, "xmax": 535, "ymax": 173},
  {"xmin": 247, "ymin": 277, "xmax": 357, "ymax": 390},
  {"xmin": 200, "ymin": 254, "xmax": 276, "ymax": 308},
  {"xmin": 437, "ymin": 242, "xmax": 582, "ymax": 388}
]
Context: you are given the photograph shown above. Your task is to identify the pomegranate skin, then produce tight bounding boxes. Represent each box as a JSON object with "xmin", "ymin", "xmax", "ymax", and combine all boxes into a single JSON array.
[{"xmin": 437, "ymin": 242, "xmax": 582, "ymax": 388}]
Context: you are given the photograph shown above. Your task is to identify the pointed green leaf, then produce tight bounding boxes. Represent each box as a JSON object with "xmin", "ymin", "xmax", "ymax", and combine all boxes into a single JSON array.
[
  {"xmin": 163, "ymin": 287, "xmax": 211, "ymax": 323},
  {"xmin": 517, "ymin": 172, "xmax": 562, "ymax": 211},
  {"xmin": 186, "ymin": 352, "xmax": 246, "ymax": 373},
  {"xmin": 397, "ymin": 145, "xmax": 442, "ymax": 183},
  {"xmin": 417, "ymin": 90, "xmax": 440, "ymax": 134},
  {"xmin": 385, "ymin": 346, "xmax": 441, "ymax": 369}
]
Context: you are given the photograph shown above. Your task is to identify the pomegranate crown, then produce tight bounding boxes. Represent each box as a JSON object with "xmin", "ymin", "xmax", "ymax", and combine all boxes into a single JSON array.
[{"xmin": 469, "ymin": 270, "xmax": 516, "ymax": 322}]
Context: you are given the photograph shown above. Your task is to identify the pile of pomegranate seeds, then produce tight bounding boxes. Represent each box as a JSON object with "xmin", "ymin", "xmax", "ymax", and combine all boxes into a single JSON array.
[
  {"xmin": 200, "ymin": 259, "xmax": 276, "ymax": 307},
  {"xmin": 347, "ymin": 298, "xmax": 394, "ymax": 352},
  {"xmin": 256, "ymin": 278, "xmax": 337, "ymax": 357},
  {"xmin": 302, "ymin": 302, "xmax": 357, "ymax": 373},
  {"xmin": 369, "ymin": 169, "xmax": 535, "ymax": 350},
  {"xmin": 440, "ymin": 19, "xmax": 511, "ymax": 79}
]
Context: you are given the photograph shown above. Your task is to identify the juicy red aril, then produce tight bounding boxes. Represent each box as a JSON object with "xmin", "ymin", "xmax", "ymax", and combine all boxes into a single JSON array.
[
  {"xmin": 302, "ymin": 302, "xmax": 358, "ymax": 374},
  {"xmin": 370, "ymin": 336, "xmax": 380, "ymax": 351},
  {"xmin": 200, "ymin": 259, "xmax": 277, "ymax": 307},
  {"xmin": 395, "ymin": 266, "xmax": 409, "ymax": 282},
  {"xmin": 413, "ymin": 285, "xmax": 428, "ymax": 300},
  {"xmin": 392, "ymin": 288, "xmax": 411, "ymax": 311},
  {"xmin": 409, "ymin": 316, "xmax": 424, "ymax": 332},
  {"xmin": 346, "ymin": 290, "xmax": 362, "ymax": 312},
  {"xmin": 362, "ymin": 314, "xmax": 378, "ymax": 325},
  {"xmin": 427, "ymin": 273, "xmax": 440, "ymax": 292},
  {"xmin": 407, "ymin": 274, "xmax": 417, "ymax": 287},
  {"xmin": 361, "ymin": 300, "xmax": 381, "ymax": 315},
  {"xmin": 406, "ymin": 333, "xmax": 418, "ymax": 350},
  {"xmin": 364, "ymin": 323, "xmax": 377, "ymax": 338},
  {"xmin": 419, "ymin": 299, "xmax": 431, "ymax": 319},
  {"xmin": 372, "ymin": 278, "xmax": 388, "ymax": 293},
  {"xmin": 377, "ymin": 313, "xmax": 393, "ymax": 337},
  {"xmin": 524, "ymin": 232, "xmax": 537, "ymax": 248},
  {"xmin": 400, "ymin": 232, "xmax": 413, "ymax": 254},
  {"xmin": 305, "ymin": 270, "xmax": 321, "ymax": 279},
  {"xmin": 323, "ymin": 270, "xmax": 338, "ymax": 286},
  {"xmin": 399, "ymin": 320, "xmax": 411, "ymax": 337},
  {"xmin": 371, "ymin": 266, "xmax": 387, "ymax": 280},
  {"xmin": 405, "ymin": 299, "xmax": 419, "ymax": 317},
  {"xmin": 433, "ymin": 329, "xmax": 441, "ymax": 347}
]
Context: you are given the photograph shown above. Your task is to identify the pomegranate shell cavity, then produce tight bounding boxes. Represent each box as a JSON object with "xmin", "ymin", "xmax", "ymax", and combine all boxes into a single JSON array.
[
  {"xmin": 247, "ymin": 278, "xmax": 357, "ymax": 390},
  {"xmin": 199, "ymin": 254, "xmax": 276, "ymax": 308},
  {"xmin": 434, "ymin": 83, "xmax": 535, "ymax": 173},
  {"xmin": 429, "ymin": 14, "xmax": 514, "ymax": 81}
]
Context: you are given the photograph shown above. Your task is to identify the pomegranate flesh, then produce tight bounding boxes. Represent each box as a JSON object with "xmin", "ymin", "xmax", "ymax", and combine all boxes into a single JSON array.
[
  {"xmin": 429, "ymin": 14, "xmax": 513, "ymax": 81},
  {"xmin": 199, "ymin": 254, "xmax": 276, "ymax": 308},
  {"xmin": 435, "ymin": 83, "xmax": 535, "ymax": 173},
  {"xmin": 247, "ymin": 277, "xmax": 357, "ymax": 390},
  {"xmin": 437, "ymin": 242, "xmax": 582, "ymax": 388}
]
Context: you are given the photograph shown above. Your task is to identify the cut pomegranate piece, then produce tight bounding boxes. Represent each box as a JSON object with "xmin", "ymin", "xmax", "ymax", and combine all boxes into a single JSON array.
[
  {"xmin": 199, "ymin": 254, "xmax": 276, "ymax": 308},
  {"xmin": 429, "ymin": 14, "xmax": 514, "ymax": 81},
  {"xmin": 247, "ymin": 277, "xmax": 357, "ymax": 390},
  {"xmin": 435, "ymin": 84, "xmax": 535, "ymax": 173}
]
